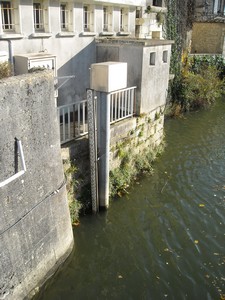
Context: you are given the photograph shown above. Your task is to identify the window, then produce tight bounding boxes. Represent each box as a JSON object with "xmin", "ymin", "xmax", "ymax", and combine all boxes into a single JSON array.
[
  {"xmin": 103, "ymin": 7, "xmax": 108, "ymax": 31},
  {"xmin": 83, "ymin": 5, "xmax": 94, "ymax": 32},
  {"xmin": 33, "ymin": 2, "xmax": 44, "ymax": 30},
  {"xmin": 0, "ymin": 0, "xmax": 20, "ymax": 34},
  {"xmin": 149, "ymin": 52, "xmax": 156, "ymax": 66},
  {"xmin": 120, "ymin": 7, "xmax": 128, "ymax": 32},
  {"xmin": 153, "ymin": 0, "xmax": 162, "ymax": 7},
  {"xmin": 120, "ymin": 8, "xmax": 124, "ymax": 31},
  {"xmin": 162, "ymin": 50, "xmax": 168, "ymax": 63},
  {"xmin": 136, "ymin": 7, "xmax": 142, "ymax": 18},
  {"xmin": 33, "ymin": 0, "xmax": 50, "ymax": 32},
  {"xmin": 102, "ymin": 6, "xmax": 112, "ymax": 32},
  {"xmin": 60, "ymin": 3, "xmax": 68, "ymax": 30},
  {"xmin": 1, "ymin": 1, "xmax": 14, "ymax": 31},
  {"xmin": 59, "ymin": 2, "xmax": 73, "ymax": 33},
  {"xmin": 83, "ymin": 5, "xmax": 89, "ymax": 31}
]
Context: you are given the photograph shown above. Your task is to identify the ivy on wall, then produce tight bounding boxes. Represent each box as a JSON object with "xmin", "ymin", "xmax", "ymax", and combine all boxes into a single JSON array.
[{"xmin": 163, "ymin": 0, "xmax": 224, "ymax": 115}]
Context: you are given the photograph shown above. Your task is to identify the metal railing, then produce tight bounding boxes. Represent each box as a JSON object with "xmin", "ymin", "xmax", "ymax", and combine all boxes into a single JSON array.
[
  {"xmin": 57, "ymin": 86, "xmax": 136, "ymax": 144},
  {"xmin": 57, "ymin": 100, "xmax": 88, "ymax": 144},
  {"xmin": 110, "ymin": 86, "xmax": 136, "ymax": 123}
]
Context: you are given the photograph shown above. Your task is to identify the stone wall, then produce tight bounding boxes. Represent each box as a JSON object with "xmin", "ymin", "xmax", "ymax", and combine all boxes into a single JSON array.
[
  {"xmin": 191, "ymin": 22, "xmax": 225, "ymax": 54},
  {"xmin": 0, "ymin": 71, "xmax": 73, "ymax": 300},
  {"xmin": 110, "ymin": 106, "xmax": 164, "ymax": 170}
]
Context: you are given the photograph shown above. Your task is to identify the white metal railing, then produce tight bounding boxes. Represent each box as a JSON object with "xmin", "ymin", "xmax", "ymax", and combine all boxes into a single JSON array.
[
  {"xmin": 110, "ymin": 86, "xmax": 136, "ymax": 123},
  {"xmin": 57, "ymin": 100, "xmax": 88, "ymax": 144},
  {"xmin": 58, "ymin": 86, "xmax": 136, "ymax": 144}
]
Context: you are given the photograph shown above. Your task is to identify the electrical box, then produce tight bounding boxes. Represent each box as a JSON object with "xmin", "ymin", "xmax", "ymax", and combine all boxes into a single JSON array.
[
  {"xmin": 90, "ymin": 62, "xmax": 127, "ymax": 92},
  {"xmin": 14, "ymin": 53, "xmax": 57, "ymax": 97},
  {"xmin": 14, "ymin": 53, "xmax": 57, "ymax": 77}
]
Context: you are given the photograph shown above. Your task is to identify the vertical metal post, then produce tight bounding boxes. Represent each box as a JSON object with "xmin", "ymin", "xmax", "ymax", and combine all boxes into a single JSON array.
[
  {"xmin": 87, "ymin": 89, "xmax": 99, "ymax": 213},
  {"xmin": 97, "ymin": 92, "xmax": 110, "ymax": 209},
  {"xmin": 68, "ymin": 106, "xmax": 71, "ymax": 140},
  {"xmin": 73, "ymin": 104, "xmax": 75, "ymax": 138},
  {"xmin": 62, "ymin": 108, "xmax": 65, "ymax": 142}
]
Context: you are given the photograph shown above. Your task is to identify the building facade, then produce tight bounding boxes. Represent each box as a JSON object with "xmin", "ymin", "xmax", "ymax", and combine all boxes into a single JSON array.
[{"xmin": 0, "ymin": 0, "xmax": 168, "ymax": 110}]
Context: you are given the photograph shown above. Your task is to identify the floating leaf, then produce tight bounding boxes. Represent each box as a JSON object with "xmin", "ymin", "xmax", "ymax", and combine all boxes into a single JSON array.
[{"xmin": 199, "ymin": 204, "xmax": 205, "ymax": 207}]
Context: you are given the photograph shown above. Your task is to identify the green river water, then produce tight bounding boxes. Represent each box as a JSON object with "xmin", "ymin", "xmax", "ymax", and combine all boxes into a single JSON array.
[{"xmin": 37, "ymin": 99, "xmax": 225, "ymax": 300}]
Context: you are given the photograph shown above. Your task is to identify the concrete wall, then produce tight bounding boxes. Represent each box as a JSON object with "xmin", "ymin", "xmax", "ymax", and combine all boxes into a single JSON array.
[
  {"xmin": 0, "ymin": 71, "xmax": 73, "ymax": 300},
  {"xmin": 96, "ymin": 38, "xmax": 172, "ymax": 115},
  {"xmin": 191, "ymin": 22, "xmax": 225, "ymax": 54},
  {"xmin": 141, "ymin": 44, "xmax": 171, "ymax": 112}
]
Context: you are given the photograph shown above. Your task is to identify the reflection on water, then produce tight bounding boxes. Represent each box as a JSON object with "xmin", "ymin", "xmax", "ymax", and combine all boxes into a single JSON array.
[{"xmin": 37, "ymin": 100, "xmax": 225, "ymax": 300}]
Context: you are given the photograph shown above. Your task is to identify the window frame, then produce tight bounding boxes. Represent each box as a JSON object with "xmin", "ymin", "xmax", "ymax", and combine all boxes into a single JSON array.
[
  {"xmin": 1, "ymin": 1, "xmax": 13, "ymax": 31},
  {"xmin": 102, "ymin": 6, "xmax": 113, "ymax": 32},
  {"xmin": 103, "ymin": 6, "xmax": 108, "ymax": 31},
  {"xmin": 153, "ymin": 0, "xmax": 163, "ymax": 7},
  {"xmin": 33, "ymin": 0, "xmax": 50, "ymax": 33},
  {"xmin": 0, "ymin": 0, "xmax": 20, "ymax": 34},
  {"xmin": 60, "ymin": 2, "xmax": 73, "ymax": 32},
  {"xmin": 149, "ymin": 52, "xmax": 156, "ymax": 66},
  {"xmin": 83, "ymin": 5, "xmax": 89, "ymax": 31},
  {"xmin": 83, "ymin": 4, "xmax": 94, "ymax": 32},
  {"xmin": 60, "ymin": 3, "xmax": 68, "ymax": 31},
  {"xmin": 119, "ymin": 7, "xmax": 129, "ymax": 32},
  {"xmin": 33, "ymin": 2, "xmax": 44, "ymax": 31},
  {"xmin": 162, "ymin": 50, "xmax": 168, "ymax": 63}
]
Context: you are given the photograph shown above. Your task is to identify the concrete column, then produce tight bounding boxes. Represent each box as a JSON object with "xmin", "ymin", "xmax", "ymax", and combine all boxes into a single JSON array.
[{"xmin": 97, "ymin": 92, "xmax": 110, "ymax": 209}]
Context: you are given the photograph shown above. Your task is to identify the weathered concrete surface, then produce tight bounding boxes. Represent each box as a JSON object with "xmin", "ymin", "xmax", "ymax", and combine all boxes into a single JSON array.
[{"xmin": 0, "ymin": 71, "xmax": 73, "ymax": 300}]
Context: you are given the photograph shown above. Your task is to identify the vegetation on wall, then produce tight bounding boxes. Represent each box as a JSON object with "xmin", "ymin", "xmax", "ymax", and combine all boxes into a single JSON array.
[
  {"xmin": 64, "ymin": 159, "xmax": 82, "ymax": 225},
  {"xmin": 144, "ymin": 5, "xmax": 152, "ymax": 14},
  {"xmin": 156, "ymin": 11, "xmax": 164, "ymax": 26},
  {"xmin": 110, "ymin": 142, "xmax": 164, "ymax": 198}
]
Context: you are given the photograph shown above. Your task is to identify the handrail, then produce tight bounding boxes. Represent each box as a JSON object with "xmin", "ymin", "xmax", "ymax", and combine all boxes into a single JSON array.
[
  {"xmin": 0, "ymin": 139, "xmax": 26, "ymax": 188},
  {"xmin": 57, "ymin": 86, "xmax": 136, "ymax": 144}
]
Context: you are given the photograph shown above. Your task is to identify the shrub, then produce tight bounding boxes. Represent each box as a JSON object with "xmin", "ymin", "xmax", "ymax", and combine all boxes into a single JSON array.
[
  {"xmin": 109, "ymin": 146, "xmax": 163, "ymax": 198},
  {"xmin": 183, "ymin": 65, "xmax": 224, "ymax": 110},
  {"xmin": 0, "ymin": 62, "xmax": 11, "ymax": 79},
  {"xmin": 64, "ymin": 159, "xmax": 82, "ymax": 225},
  {"xmin": 68, "ymin": 193, "xmax": 82, "ymax": 225}
]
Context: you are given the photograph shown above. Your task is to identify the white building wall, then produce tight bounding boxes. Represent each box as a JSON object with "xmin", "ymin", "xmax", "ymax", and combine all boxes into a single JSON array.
[{"xmin": 0, "ymin": 0, "xmax": 139, "ymax": 106}]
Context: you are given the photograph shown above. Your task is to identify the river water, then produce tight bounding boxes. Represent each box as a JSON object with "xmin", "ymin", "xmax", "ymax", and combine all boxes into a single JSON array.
[{"xmin": 37, "ymin": 100, "xmax": 225, "ymax": 300}]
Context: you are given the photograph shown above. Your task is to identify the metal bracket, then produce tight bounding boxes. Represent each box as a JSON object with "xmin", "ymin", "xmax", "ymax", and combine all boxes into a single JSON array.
[
  {"xmin": 54, "ymin": 75, "xmax": 75, "ymax": 90},
  {"xmin": 0, "ymin": 140, "xmax": 26, "ymax": 188}
]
